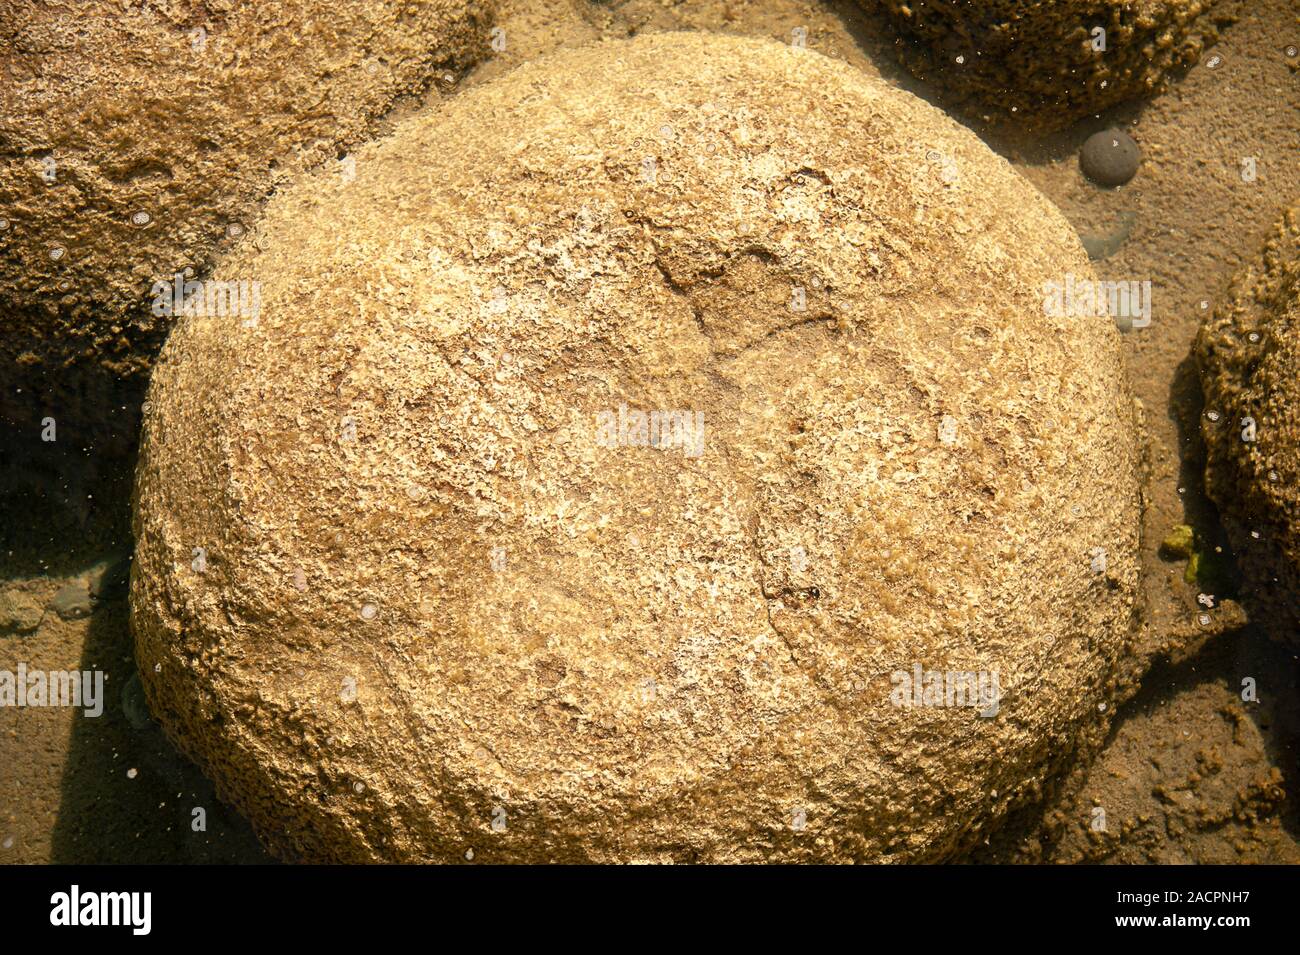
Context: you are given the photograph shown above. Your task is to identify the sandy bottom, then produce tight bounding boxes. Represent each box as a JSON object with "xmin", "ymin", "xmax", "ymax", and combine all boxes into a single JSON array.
[{"xmin": 1, "ymin": 0, "xmax": 1297, "ymax": 863}]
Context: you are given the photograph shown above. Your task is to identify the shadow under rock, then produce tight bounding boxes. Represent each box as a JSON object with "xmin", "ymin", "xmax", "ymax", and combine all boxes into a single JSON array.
[
  {"xmin": 0, "ymin": 358, "xmax": 145, "ymax": 580},
  {"xmin": 969, "ymin": 621, "xmax": 1300, "ymax": 861},
  {"xmin": 1168, "ymin": 349, "xmax": 1237, "ymax": 568},
  {"xmin": 49, "ymin": 586, "xmax": 272, "ymax": 863},
  {"xmin": 1133, "ymin": 622, "xmax": 1300, "ymax": 844}
]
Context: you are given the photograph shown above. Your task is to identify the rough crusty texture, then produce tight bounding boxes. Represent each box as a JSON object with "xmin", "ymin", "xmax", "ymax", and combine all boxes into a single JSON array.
[
  {"xmin": 0, "ymin": 0, "xmax": 494, "ymax": 430},
  {"xmin": 131, "ymin": 33, "xmax": 1142, "ymax": 863},
  {"xmin": 1198, "ymin": 203, "xmax": 1300, "ymax": 643},
  {"xmin": 874, "ymin": 0, "xmax": 1233, "ymax": 131}
]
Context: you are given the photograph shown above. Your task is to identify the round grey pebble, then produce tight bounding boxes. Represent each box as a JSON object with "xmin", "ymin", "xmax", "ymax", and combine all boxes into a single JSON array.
[{"xmin": 1080, "ymin": 128, "xmax": 1141, "ymax": 187}]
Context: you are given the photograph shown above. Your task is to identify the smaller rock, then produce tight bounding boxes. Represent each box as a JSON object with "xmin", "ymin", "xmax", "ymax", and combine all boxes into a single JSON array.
[
  {"xmin": 49, "ymin": 579, "xmax": 93, "ymax": 620},
  {"xmin": 0, "ymin": 588, "xmax": 45, "ymax": 633},
  {"xmin": 1080, "ymin": 128, "xmax": 1141, "ymax": 187}
]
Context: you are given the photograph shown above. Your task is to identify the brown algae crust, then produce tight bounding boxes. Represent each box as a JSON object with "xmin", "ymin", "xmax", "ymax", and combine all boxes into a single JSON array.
[
  {"xmin": 875, "ymin": 0, "xmax": 1233, "ymax": 131},
  {"xmin": 0, "ymin": 0, "xmax": 496, "ymax": 387},
  {"xmin": 1198, "ymin": 202, "xmax": 1300, "ymax": 641}
]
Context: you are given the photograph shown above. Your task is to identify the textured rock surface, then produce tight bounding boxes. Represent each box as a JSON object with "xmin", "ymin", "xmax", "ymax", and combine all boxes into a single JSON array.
[
  {"xmin": 1198, "ymin": 203, "xmax": 1300, "ymax": 642},
  {"xmin": 0, "ymin": 0, "xmax": 494, "ymax": 426},
  {"xmin": 132, "ymin": 32, "xmax": 1142, "ymax": 863},
  {"xmin": 874, "ymin": 0, "xmax": 1233, "ymax": 131}
]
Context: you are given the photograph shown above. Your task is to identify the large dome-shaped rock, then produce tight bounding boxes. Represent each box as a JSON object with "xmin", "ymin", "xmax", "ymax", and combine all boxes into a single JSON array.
[
  {"xmin": 0, "ymin": 0, "xmax": 494, "ymax": 438},
  {"xmin": 875, "ymin": 0, "xmax": 1231, "ymax": 131},
  {"xmin": 1198, "ymin": 203, "xmax": 1300, "ymax": 642},
  {"xmin": 131, "ymin": 32, "xmax": 1142, "ymax": 863}
]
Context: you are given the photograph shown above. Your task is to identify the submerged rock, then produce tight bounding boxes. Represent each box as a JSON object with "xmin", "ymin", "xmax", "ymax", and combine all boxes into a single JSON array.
[
  {"xmin": 1198, "ymin": 202, "xmax": 1300, "ymax": 642},
  {"xmin": 875, "ymin": 0, "xmax": 1232, "ymax": 131},
  {"xmin": 132, "ymin": 33, "xmax": 1142, "ymax": 863},
  {"xmin": 0, "ymin": 0, "xmax": 495, "ymax": 442},
  {"xmin": 49, "ymin": 579, "xmax": 92, "ymax": 621},
  {"xmin": 1080, "ymin": 128, "xmax": 1142, "ymax": 187}
]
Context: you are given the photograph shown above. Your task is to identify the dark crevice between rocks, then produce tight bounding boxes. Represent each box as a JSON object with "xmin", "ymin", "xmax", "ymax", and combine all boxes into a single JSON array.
[{"xmin": 0, "ymin": 346, "xmax": 147, "ymax": 579}]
